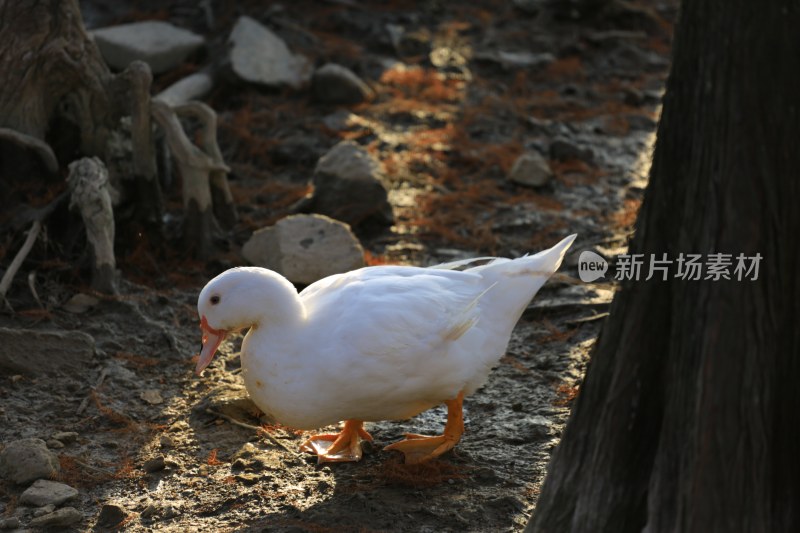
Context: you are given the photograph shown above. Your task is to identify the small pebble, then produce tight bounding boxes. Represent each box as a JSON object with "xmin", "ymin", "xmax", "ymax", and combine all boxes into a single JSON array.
[
  {"xmin": 235, "ymin": 473, "xmax": 260, "ymax": 485},
  {"xmin": 143, "ymin": 456, "xmax": 166, "ymax": 473},
  {"xmin": 164, "ymin": 457, "xmax": 182, "ymax": 470},
  {"xmin": 52, "ymin": 431, "xmax": 79, "ymax": 443},
  {"xmin": 96, "ymin": 502, "xmax": 128, "ymax": 528},
  {"xmin": 162, "ymin": 504, "xmax": 181, "ymax": 519},
  {"xmin": 46, "ymin": 439, "xmax": 65, "ymax": 449},
  {"xmin": 159, "ymin": 435, "xmax": 175, "ymax": 448},
  {"xmin": 140, "ymin": 503, "xmax": 159, "ymax": 519}
]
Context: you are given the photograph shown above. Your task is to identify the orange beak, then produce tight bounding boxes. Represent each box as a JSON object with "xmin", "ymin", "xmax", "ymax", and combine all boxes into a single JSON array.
[{"xmin": 196, "ymin": 315, "xmax": 227, "ymax": 375}]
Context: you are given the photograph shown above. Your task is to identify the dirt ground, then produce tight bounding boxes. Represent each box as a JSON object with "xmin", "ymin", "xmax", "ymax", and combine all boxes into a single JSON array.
[{"xmin": 1, "ymin": 0, "xmax": 675, "ymax": 531}]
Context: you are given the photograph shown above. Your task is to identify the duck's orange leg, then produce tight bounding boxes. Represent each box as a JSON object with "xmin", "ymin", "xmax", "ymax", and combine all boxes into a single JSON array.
[
  {"xmin": 384, "ymin": 391, "xmax": 465, "ymax": 464},
  {"xmin": 300, "ymin": 419, "xmax": 373, "ymax": 463}
]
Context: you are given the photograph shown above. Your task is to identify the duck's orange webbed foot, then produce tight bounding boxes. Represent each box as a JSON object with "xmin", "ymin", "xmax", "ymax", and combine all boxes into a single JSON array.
[
  {"xmin": 300, "ymin": 419, "xmax": 373, "ymax": 463},
  {"xmin": 384, "ymin": 391, "xmax": 465, "ymax": 464}
]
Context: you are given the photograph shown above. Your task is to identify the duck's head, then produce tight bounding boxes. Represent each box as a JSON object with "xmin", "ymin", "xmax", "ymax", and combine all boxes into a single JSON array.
[{"xmin": 194, "ymin": 267, "xmax": 301, "ymax": 375}]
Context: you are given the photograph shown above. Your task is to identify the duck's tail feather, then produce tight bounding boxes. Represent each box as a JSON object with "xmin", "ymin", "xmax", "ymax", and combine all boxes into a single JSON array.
[
  {"xmin": 469, "ymin": 234, "xmax": 577, "ymax": 331},
  {"xmin": 468, "ymin": 234, "xmax": 577, "ymax": 279}
]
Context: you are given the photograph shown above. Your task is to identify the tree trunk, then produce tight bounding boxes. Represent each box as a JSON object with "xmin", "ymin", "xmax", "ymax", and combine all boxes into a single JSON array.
[{"xmin": 528, "ymin": 1, "xmax": 800, "ymax": 532}]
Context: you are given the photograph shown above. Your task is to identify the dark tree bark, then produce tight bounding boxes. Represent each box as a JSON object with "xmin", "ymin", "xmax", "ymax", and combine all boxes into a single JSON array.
[
  {"xmin": 0, "ymin": 0, "xmax": 237, "ymax": 282},
  {"xmin": 528, "ymin": 1, "xmax": 800, "ymax": 532}
]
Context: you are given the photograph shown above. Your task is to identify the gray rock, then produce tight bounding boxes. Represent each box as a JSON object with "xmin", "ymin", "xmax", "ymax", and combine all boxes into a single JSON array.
[
  {"xmin": 508, "ymin": 151, "xmax": 553, "ymax": 188},
  {"xmin": 475, "ymin": 50, "xmax": 555, "ymax": 69},
  {"xmin": 62, "ymin": 293, "xmax": 100, "ymax": 314},
  {"xmin": 91, "ymin": 21, "xmax": 204, "ymax": 74},
  {"xmin": 0, "ymin": 327, "xmax": 94, "ymax": 376},
  {"xmin": 162, "ymin": 504, "xmax": 182, "ymax": 519},
  {"xmin": 0, "ymin": 438, "xmax": 60, "ymax": 485},
  {"xmin": 143, "ymin": 456, "xmax": 166, "ymax": 473},
  {"xmin": 20, "ymin": 480, "xmax": 78, "ymax": 507},
  {"xmin": 242, "ymin": 214, "xmax": 365, "ymax": 286},
  {"xmin": 228, "ymin": 16, "xmax": 310, "ymax": 88},
  {"xmin": 33, "ymin": 504, "xmax": 56, "ymax": 517},
  {"xmin": 298, "ymin": 141, "xmax": 393, "ymax": 226},
  {"xmin": 96, "ymin": 502, "xmax": 128, "ymax": 528},
  {"xmin": 28, "ymin": 506, "xmax": 82, "ymax": 528},
  {"xmin": 140, "ymin": 502, "xmax": 159, "ymax": 519},
  {"xmin": 231, "ymin": 442, "xmax": 275, "ymax": 472},
  {"xmin": 499, "ymin": 415, "xmax": 556, "ymax": 444},
  {"xmin": 0, "ymin": 517, "xmax": 20, "ymax": 529},
  {"xmin": 549, "ymin": 138, "xmax": 595, "ymax": 163},
  {"xmin": 312, "ymin": 63, "xmax": 374, "ymax": 105},
  {"xmin": 231, "ymin": 443, "xmax": 259, "ymax": 461}
]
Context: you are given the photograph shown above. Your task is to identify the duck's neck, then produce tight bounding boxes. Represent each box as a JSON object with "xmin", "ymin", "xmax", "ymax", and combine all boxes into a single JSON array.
[{"xmin": 244, "ymin": 271, "xmax": 306, "ymax": 331}]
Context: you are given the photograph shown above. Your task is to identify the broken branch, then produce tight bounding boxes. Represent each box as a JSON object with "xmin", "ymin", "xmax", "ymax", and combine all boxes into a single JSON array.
[{"xmin": 0, "ymin": 220, "xmax": 42, "ymax": 307}]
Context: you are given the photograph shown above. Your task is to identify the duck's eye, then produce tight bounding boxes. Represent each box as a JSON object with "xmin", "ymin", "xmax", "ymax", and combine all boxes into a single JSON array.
[{"xmin": 210, "ymin": 295, "xmax": 221, "ymax": 305}]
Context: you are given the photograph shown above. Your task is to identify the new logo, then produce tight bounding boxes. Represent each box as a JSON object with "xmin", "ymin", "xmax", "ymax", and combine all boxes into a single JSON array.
[{"xmin": 578, "ymin": 251, "xmax": 608, "ymax": 282}]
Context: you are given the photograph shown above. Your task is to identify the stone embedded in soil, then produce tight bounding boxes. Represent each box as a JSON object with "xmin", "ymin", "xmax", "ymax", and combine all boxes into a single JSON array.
[
  {"xmin": 232, "ymin": 442, "xmax": 259, "ymax": 461},
  {"xmin": 508, "ymin": 151, "xmax": 554, "ymax": 188},
  {"xmin": 242, "ymin": 214, "xmax": 365, "ymax": 286},
  {"xmin": 140, "ymin": 503, "xmax": 159, "ymax": 519},
  {"xmin": 235, "ymin": 473, "xmax": 261, "ymax": 485},
  {"xmin": 475, "ymin": 49, "xmax": 555, "ymax": 69},
  {"xmin": 27, "ymin": 506, "xmax": 82, "ymax": 528},
  {"xmin": 499, "ymin": 415, "xmax": 557, "ymax": 444},
  {"xmin": 549, "ymin": 138, "xmax": 595, "ymax": 164},
  {"xmin": 195, "ymin": 382, "xmax": 268, "ymax": 424},
  {"xmin": 91, "ymin": 21, "xmax": 204, "ymax": 74},
  {"xmin": 19, "ymin": 479, "xmax": 79, "ymax": 507},
  {"xmin": 143, "ymin": 456, "xmax": 167, "ymax": 473},
  {"xmin": 295, "ymin": 140, "xmax": 393, "ymax": 227},
  {"xmin": 0, "ymin": 517, "xmax": 20, "ymax": 529},
  {"xmin": 96, "ymin": 502, "xmax": 129, "ymax": 528},
  {"xmin": 0, "ymin": 438, "xmax": 60, "ymax": 485},
  {"xmin": 46, "ymin": 439, "xmax": 65, "ymax": 449},
  {"xmin": 231, "ymin": 443, "xmax": 275, "ymax": 472},
  {"xmin": 62, "ymin": 292, "xmax": 100, "ymax": 314},
  {"xmin": 0, "ymin": 327, "xmax": 94, "ymax": 377},
  {"xmin": 140, "ymin": 389, "xmax": 164, "ymax": 405},
  {"xmin": 228, "ymin": 16, "xmax": 310, "ymax": 88},
  {"xmin": 312, "ymin": 63, "xmax": 374, "ymax": 105}
]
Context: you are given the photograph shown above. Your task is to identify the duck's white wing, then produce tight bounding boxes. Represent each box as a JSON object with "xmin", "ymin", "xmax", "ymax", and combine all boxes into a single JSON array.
[
  {"xmin": 301, "ymin": 266, "xmax": 487, "ymax": 351},
  {"xmin": 298, "ymin": 266, "xmax": 492, "ymax": 419}
]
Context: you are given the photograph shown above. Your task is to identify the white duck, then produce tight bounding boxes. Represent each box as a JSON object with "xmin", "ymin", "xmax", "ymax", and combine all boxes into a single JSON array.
[{"xmin": 195, "ymin": 234, "xmax": 576, "ymax": 464}]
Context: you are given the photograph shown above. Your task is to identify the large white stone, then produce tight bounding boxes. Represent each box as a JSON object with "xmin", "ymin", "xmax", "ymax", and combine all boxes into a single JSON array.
[
  {"xmin": 242, "ymin": 214, "xmax": 365, "ymax": 285},
  {"xmin": 20, "ymin": 480, "xmax": 79, "ymax": 507},
  {"xmin": 91, "ymin": 21, "xmax": 204, "ymax": 74},
  {"xmin": 0, "ymin": 438, "xmax": 60, "ymax": 485},
  {"xmin": 228, "ymin": 16, "xmax": 310, "ymax": 88}
]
